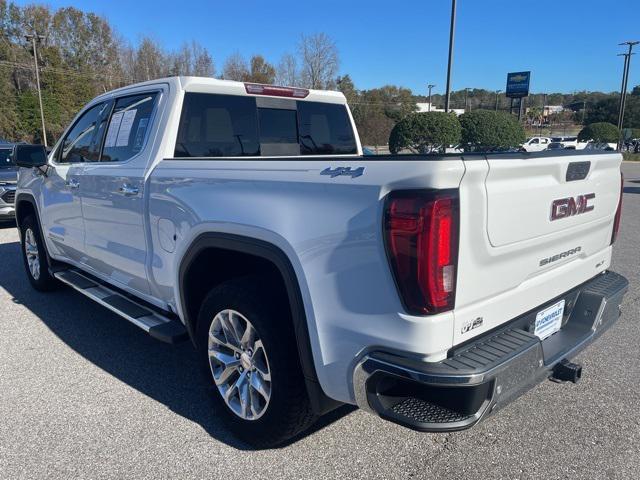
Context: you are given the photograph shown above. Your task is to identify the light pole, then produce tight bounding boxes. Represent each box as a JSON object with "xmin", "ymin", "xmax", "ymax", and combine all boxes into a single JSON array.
[
  {"xmin": 444, "ymin": 0, "xmax": 457, "ymax": 112},
  {"xmin": 617, "ymin": 41, "xmax": 638, "ymax": 149},
  {"xmin": 427, "ymin": 84, "xmax": 435, "ymax": 111},
  {"xmin": 25, "ymin": 33, "xmax": 47, "ymax": 147},
  {"xmin": 541, "ymin": 93, "xmax": 547, "ymax": 132},
  {"xmin": 495, "ymin": 90, "xmax": 501, "ymax": 111},
  {"xmin": 464, "ymin": 87, "xmax": 471, "ymax": 112}
]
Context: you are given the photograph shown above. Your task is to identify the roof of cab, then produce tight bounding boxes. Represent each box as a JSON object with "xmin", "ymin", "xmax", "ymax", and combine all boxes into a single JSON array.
[{"xmin": 95, "ymin": 76, "xmax": 347, "ymax": 105}]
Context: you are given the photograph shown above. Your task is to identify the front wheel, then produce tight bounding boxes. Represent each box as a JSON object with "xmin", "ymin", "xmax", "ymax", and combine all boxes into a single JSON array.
[
  {"xmin": 197, "ymin": 276, "xmax": 316, "ymax": 447},
  {"xmin": 19, "ymin": 215, "xmax": 57, "ymax": 291}
]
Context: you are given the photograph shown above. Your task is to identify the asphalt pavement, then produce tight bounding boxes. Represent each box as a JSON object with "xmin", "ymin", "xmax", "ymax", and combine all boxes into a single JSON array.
[{"xmin": 1, "ymin": 163, "xmax": 639, "ymax": 479}]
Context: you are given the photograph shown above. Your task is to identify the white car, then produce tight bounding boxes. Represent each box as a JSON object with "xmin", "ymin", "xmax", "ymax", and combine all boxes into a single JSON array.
[
  {"xmin": 13, "ymin": 77, "xmax": 628, "ymax": 447},
  {"xmin": 521, "ymin": 136, "xmax": 551, "ymax": 152},
  {"xmin": 551, "ymin": 136, "xmax": 589, "ymax": 150}
]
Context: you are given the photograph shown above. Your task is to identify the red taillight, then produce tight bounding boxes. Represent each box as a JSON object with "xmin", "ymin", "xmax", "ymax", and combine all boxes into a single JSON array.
[
  {"xmin": 244, "ymin": 83, "xmax": 309, "ymax": 98},
  {"xmin": 384, "ymin": 190, "xmax": 459, "ymax": 315},
  {"xmin": 611, "ymin": 172, "xmax": 623, "ymax": 245}
]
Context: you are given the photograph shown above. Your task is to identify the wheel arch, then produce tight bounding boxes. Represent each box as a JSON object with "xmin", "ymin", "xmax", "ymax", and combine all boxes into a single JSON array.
[
  {"xmin": 15, "ymin": 193, "xmax": 52, "ymax": 267},
  {"xmin": 177, "ymin": 232, "xmax": 340, "ymax": 415},
  {"xmin": 15, "ymin": 192, "xmax": 38, "ymax": 229}
]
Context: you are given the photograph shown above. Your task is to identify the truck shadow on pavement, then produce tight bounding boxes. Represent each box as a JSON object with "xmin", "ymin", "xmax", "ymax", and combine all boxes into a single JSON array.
[{"xmin": 0, "ymin": 239, "xmax": 355, "ymax": 450}]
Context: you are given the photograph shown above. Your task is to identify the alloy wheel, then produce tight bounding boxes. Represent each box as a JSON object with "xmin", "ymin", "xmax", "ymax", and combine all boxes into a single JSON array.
[
  {"xmin": 207, "ymin": 309, "xmax": 272, "ymax": 420},
  {"xmin": 24, "ymin": 228, "xmax": 40, "ymax": 280}
]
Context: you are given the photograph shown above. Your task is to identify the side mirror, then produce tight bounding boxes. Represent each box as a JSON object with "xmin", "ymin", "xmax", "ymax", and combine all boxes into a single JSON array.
[{"xmin": 12, "ymin": 144, "xmax": 48, "ymax": 168}]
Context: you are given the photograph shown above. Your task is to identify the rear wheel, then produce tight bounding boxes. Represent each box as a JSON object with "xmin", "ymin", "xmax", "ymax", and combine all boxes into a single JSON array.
[
  {"xmin": 197, "ymin": 276, "xmax": 316, "ymax": 447},
  {"xmin": 19, "ymin": 215, "xmax": 57, "ymax": 291}
]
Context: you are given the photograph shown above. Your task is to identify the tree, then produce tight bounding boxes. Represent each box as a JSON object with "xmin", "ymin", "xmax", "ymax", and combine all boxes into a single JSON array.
[
  {"xmin": 388, "ymin": 112, "xmax": 461, "ymax": 154},
  {"xmin": 336, "ymin": 77, "xmax": 419, "ymax": 147},
  {"xmin": 170, "ymin": 41, "xmax": 214, "ymax": 77},
  {"xmin": 275, "ymin": 53, "xmax": 298, "ymax": 86},
  {"xmin": 583, "ymin": 97, "xmax": 618, "ymax": 125},
  {"xmin": 337, "ymin": 75, "xmax": 358, "ymax": 105},
  {"xmin": 222, "ymin": 52, "xmax": 249, "ymax": 81},
  {"xmin": 578, "ymin": 122, "xmax": 619, "ymax": 143},
  {"xmin": 359, "ymin": 113, "xmax": 395, "ymax": 148},
  {"xmin": 247, "ymin": 55, "xmax": 275, "ymax": 84},
  {"xmin": 298, "ymin": 33, "xmax": 338, "ymax": 89},
  {"xmin": 583, "ymin": 96, "xmax": 640, "ymax": 128},
  {"xmin": 222, "ymin": 54, "xmax": 276, "ymax": 83},
  {"xmin": 134, "ymin": 37, "xmax": 167, "ymax": 81},
  {"xmin": 459, "ymin": 110, "xmax": 526, "ymax": 151},
  {"xmin": 631, "ymin": 85, "xmax": 640, "ymax": 96},
  {"xmin": 0, "ymin": 2, "xmax": 221, "ymax": 142}
]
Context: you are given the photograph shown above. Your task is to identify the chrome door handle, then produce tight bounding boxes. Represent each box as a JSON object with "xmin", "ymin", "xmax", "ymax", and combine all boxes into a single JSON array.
[
  {"xmin": 119, "ymin": 184, "xmax": 139, "ymax": 196},
  {"xmin": 66, "ymin": 178, "xmax": 80, "ymax": 189}
]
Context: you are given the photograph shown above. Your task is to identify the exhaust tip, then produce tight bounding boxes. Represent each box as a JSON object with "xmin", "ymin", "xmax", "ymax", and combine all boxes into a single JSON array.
[{"xmin": 551, "ymin": 359, "xmax": 582, "ymax": 384}]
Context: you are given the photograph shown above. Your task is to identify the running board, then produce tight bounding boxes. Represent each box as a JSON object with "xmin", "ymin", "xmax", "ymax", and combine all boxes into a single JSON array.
[{"xmin": 53, "ymin": 269, "xmax": 189, "ymax": 344}]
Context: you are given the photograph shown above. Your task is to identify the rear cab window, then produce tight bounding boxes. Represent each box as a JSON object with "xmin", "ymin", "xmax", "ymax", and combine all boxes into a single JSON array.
[
  {"xmin": 175, "ymin": 92, "xmax": 356, "ymax": 158},
  {"xmin": 298, "ymin": 101, "xmax": 357, "ymax": 155},
  {"xmin": 175, "ymin": 93, "xmax": 260, "ymax": 157}
]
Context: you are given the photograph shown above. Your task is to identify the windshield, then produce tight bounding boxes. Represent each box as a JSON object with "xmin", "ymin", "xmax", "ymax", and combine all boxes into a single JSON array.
[{"xmin": 0, "ymin": 148, "xmax": 14, "ymax": 168}]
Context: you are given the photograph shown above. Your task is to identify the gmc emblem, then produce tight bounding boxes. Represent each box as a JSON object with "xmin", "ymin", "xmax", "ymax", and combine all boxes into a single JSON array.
[{"xmin": 550, "ymin": 193, "xmax": 595, "ymax": 220}]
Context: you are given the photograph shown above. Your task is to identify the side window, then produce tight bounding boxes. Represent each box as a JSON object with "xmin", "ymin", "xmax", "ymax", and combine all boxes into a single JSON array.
[
  {"xmin": 531, "ymin": 138, "xmax": 539, "ymax": 144},
  {"xmin": 101, "ymin": 92, "xmax": 158, "ymax": 162},
  {"xmin": 59, "ymin": 102, "xmax": 111, "ymax": 163},
  {"xmin": 297, "ymin": 102, "xmax": 357, "ymax": 155},
  {"xmin": 175, "ymin": 93, "xmax": 259, "ymax": 157}
]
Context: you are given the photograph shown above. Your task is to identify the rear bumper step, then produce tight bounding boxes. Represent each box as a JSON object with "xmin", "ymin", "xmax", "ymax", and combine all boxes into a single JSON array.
[
  {"xmin": 353, "ymin": 270, "xmax": 628, "ymax": 432},
  {"xmin": 53, "ymin": 269, "xmax": 188, "ymax": 344}
]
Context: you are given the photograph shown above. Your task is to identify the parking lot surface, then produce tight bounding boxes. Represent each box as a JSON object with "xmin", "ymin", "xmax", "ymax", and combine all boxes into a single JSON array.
[{"xmin": 1, "ymin": 163, "xmax": 639, "ymax": 480}]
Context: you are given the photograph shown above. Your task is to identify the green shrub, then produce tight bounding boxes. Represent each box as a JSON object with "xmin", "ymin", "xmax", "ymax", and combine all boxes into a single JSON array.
[
  {"xmin": 459, "ymin": 110, "xmax": 526, "ymax": 151},
  {"xmin": 388, "ymin": 112, "xmax": 461, "ymax": 154},
  {"xmin": 578, "ymin": 122, "xmax": 619, "ymax": 143}
]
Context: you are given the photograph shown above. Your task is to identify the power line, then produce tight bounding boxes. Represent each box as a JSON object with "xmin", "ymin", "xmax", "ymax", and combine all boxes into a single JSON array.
[{"xmin": 0, "ymin": 59, "xmax": 143, "ymax": 83}]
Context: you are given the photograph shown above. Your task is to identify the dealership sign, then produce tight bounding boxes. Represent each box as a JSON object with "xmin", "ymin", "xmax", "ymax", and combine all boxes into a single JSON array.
[{"xmin": 506, "ymin": 71, "xmax": 531, "ymax": 98}]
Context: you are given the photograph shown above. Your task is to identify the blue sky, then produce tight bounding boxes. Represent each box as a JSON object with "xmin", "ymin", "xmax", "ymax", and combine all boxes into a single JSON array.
[{"xmin": 16, "ymin": 0, "xmax": 640, "ymax": 95}]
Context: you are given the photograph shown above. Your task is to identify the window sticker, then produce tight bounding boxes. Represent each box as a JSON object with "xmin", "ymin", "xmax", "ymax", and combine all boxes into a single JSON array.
[
  {"xmin": 133, "ymin": 117, "xmax": 149, "ymax": 151},
  {"xmin": 116, "ymin": 109, "xmax": 137, "ymax": 147},
  {"xmin": 104, "ymin": 111, "xmax": 124, "ymax": 147}
]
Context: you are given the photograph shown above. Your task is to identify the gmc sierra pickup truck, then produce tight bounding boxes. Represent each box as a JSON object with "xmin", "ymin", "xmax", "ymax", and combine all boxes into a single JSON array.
[{"xmin": 13, "ymin": 77, "xmax": 627, "ymax": 447}]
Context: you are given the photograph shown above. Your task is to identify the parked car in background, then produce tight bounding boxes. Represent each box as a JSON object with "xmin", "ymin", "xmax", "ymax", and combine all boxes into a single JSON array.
[
  {"xmin": 0, "ymin": 145, "xmax": 17, "ymax": 221},
  {"xmin": 445, "ymin": 144, "xmax": 464, "ymax": 153},
  {"xmin": 549, "ymin": 137, "xmax": 588, "ymax": 150},
  {"xmin": 362, "ymin": 147, "xmax": 376, "ymax": 155},
  {"xmin": 520, "ymin": 136, "xmax": 551, "ymax": 152},
  {"xmin": 547, "ymin": 141, "xmax": 565, "ymax": 150},
  {"xmin": 585, "ymin": 141, "xmax": 616, "ymax": 151}
]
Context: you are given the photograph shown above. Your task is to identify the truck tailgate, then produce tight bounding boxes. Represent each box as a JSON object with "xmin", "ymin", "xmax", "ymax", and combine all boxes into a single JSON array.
[
  {"xmin": 485, "ymin": 154, "xmax": 620, "ymax": 246},
  {"xmin": 453, "ymin": 152, "xmax": 622, "ymax": 346}
]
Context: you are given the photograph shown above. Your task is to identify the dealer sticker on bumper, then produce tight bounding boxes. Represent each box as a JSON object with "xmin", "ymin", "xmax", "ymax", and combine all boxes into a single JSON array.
[{"xmin": 534, "ymin": 299, "xmax": 565, "ymax": 340}]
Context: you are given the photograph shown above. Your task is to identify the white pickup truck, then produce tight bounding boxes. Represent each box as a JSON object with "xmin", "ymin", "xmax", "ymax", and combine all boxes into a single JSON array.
[{"xmin": 13, "ymin": 77, "xmax": 627, "ymax": 447}]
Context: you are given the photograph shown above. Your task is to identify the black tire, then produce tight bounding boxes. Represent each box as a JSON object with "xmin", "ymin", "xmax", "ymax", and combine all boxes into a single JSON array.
[
  {"xmin": 196, "ymin": 275, "xmax": 316, "ymax": 448},
  {"xmin": 19, "ymin": 214, "xmax": 57, "ymax": 291}
]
